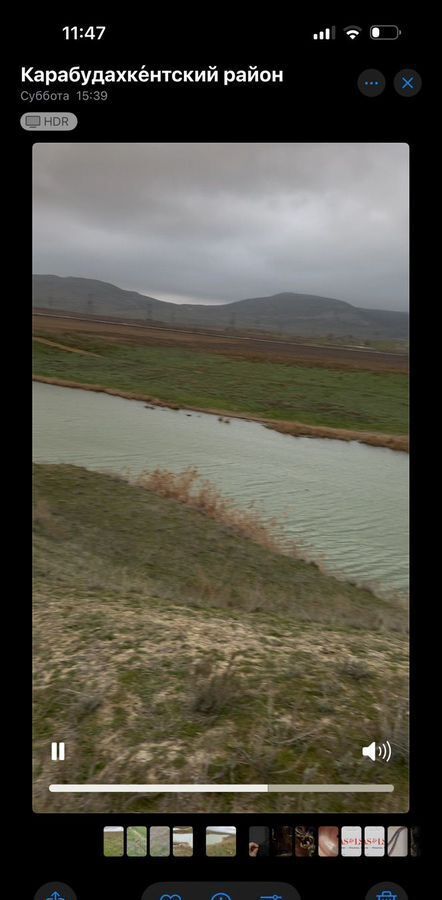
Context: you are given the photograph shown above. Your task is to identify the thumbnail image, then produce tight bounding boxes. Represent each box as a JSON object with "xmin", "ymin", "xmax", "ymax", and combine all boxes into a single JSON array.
[
  {"xmin": 149, "ymin": 826, "xmax": 170, "ymax": 857},
  {"xmin": 364, "ymin": 825, "xmax": 385, "ymax": 857},
  {"xmin": 341, "ymin": 826, "xmax": 362, "ymax": 857},
  {"xmin": 173, "ymin": 826, "xmax": 193, "ymax": 857},
  {"xmin": 249, "ymin": 826, "xmax": 270, "ymax": 857},
  {"xmin": 318, "ymin": 826, "xmax": 339, "ymax": 857},
  {"xmin": 271, "ymin": 826, "xmax": 293, "ymax": 857},
  {"xmin": 295, "ymin": 825, "xmax": 316, "ymax": 857},
  {"xmin": 103, "ymin": 826, "xmax": 124, "ymax": 857},
  {"xmin": 206, "ymin": 826, "xmax": 237, "ymax": 857},
  {"xmin": 410, "ymin": 826, "xmax": 421, "ymax": 857},
  {"xmin": 127, "ymin": 825, "xmax": 147, "ymax": 857},
  {"xmin": 387, "ymin": 825, "xmax": 408, "ymax": 857},
  {"xmin": 32, "ymin": 143, "xmax": 409, "ymax": 814}
]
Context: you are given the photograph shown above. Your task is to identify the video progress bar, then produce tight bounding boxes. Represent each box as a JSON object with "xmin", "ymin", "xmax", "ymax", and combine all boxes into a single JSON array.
[{"xmin": 49, "ymin": 783, "xmax": 394, "ymax": 794}]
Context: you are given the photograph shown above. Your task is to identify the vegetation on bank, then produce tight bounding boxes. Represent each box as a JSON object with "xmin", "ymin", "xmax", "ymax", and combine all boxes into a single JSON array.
[
  {"xmin": 33, "ymin": 331, "xmax": 408, "ymax": 437},
  {"xmin": 33, "ymin": 464, "xmax": 408, "ymax": 814},
  {"xmin": 206, "ymin": 833, "xmax": 237, "ymax": 857}
]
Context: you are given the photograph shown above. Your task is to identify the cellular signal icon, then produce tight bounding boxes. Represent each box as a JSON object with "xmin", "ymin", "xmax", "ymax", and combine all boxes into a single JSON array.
[
  {"xmin": 362, "ymin": 740, "xmax": 392, "ymax": 762},
  {"xmin": 313, "ymin": 26, "xmax": 336, "ymax": 40}
]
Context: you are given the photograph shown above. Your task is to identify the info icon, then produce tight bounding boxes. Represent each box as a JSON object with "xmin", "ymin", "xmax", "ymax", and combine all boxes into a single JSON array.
[{"xmin": 357, "ymin": 69, "xmax": 386, "ymax": 96}]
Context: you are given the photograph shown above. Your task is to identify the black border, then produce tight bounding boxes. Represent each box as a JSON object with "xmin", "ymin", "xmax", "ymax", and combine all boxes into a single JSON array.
[{"xmin": 22, "ymin": 15, "xmax": 426, "ymax": 898}]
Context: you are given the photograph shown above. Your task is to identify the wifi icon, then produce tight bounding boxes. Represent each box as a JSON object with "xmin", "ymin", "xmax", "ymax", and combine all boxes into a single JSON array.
[{"xmin": 344, "ymin": 25, "xmax": 362, "ymax": 40}]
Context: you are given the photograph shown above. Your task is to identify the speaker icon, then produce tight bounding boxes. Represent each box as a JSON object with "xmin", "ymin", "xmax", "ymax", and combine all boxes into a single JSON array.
[{"xmin": 362, "ymin": 740, "xmax": 392, "ymax": 762}]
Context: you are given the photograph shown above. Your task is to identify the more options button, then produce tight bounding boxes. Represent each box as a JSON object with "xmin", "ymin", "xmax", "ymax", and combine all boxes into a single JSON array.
[
  {"xmin": 357, "ymin": 69, "xmax": 386, "ymax": 97},
  {"xmin": 20, "ymin": 112, "xmax": 78, "ymax": 130}
]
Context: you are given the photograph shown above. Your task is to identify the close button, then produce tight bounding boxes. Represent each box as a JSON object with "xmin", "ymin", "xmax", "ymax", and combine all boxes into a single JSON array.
[
  {"xmin": 393, "ymin": 69, "xmax": 422, "ymax": 96},
  {"xmin": 20, "ymin": 112, "xmax": 77, "ymax": 130}
]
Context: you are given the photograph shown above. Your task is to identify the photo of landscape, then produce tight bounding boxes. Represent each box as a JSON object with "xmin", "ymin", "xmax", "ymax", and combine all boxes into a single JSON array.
[{"xmin": 32, "ymin": 143, "xmax": 409, "ymax": 813}]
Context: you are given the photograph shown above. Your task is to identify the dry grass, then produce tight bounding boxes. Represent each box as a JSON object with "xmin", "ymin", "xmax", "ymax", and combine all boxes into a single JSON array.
[
  {"xmin": 376, "ymin": 691, "xmax": 409, "ymax": 763},
  {"xmin": 136, "ymin": 466, "xmax": 286, "ymax": 553},
  {"xmin": 269, "ymin": 419, "xmax": 409, "ymax": 452},
  {"xmin": 337, "ymin": 658, "xmax": 375, "ymax": 681},
  {"xmin": 32, "ymin": 494, "xmax": 68, "ymax": 540},
  {"xmin": 33, "ymin": 336, "xmax": 101, "ymax": 357},
  {"xmin": 230, "ymin": 692, "xmax": 326, "ymax": 782},
  {"xmin": 189, "ymin": 653, "xmax": 245, "ymax": 717},
  {"xmin": 32, "ymin": 495, "xmax": 52, "ymax": 528}
]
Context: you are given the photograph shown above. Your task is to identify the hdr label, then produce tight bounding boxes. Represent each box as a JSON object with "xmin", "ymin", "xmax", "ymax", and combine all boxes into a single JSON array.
[{"xmin": 20, "ymin": 112, "xmax": 77, "ymax": 130}]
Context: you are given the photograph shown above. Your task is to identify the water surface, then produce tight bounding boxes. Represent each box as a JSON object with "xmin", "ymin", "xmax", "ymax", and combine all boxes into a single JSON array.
[{"xmin": 33, "ymin": 382, "xmax": 409, "ymax": 596}]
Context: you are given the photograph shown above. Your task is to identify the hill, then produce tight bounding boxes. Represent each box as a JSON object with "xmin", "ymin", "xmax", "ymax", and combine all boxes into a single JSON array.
[{"xmin": 33, "ymin": 275, "xmax": 409, "ymax": 340}]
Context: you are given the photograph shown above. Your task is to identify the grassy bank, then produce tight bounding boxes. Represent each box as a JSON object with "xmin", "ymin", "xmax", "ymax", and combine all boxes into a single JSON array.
[
  {"xmin": 33, "ymin": 464, "xmax": 408, "ymax": 813},
  {"xmin": 206, "ymin": 833, "xmax": 237, "ymax": 857},
  {"xmin": 32, "ymin": 331, "xmax": 408, "ymax": 442}
]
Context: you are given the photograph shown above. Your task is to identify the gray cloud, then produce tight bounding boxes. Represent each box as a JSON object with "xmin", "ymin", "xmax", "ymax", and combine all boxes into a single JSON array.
[{"xmin": 33, "ymin": 142, "xmax": 409, "ymax": 310}]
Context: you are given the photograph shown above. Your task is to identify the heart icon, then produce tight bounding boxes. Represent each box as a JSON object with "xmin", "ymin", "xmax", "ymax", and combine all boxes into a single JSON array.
[{"xmin": 159, "ymin": 895, "xmax": 182, "ymax": 900}]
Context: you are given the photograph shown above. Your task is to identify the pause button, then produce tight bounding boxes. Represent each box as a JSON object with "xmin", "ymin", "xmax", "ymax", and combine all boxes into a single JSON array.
[{"xmin": 51, "ymin": 741, "xmax": 65, "ymax": 761}]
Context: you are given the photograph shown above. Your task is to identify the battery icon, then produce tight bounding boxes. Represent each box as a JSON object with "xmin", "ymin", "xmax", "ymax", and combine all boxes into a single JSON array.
[{"xmin": 370, "ymin": 25, "xmax": 401, "ymax": 40}]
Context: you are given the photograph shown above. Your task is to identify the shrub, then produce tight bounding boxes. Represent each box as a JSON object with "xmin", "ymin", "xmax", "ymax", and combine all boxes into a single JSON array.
[{"xmin": 136, "ymin": 467, "xmax": 287, "ymax": 553}]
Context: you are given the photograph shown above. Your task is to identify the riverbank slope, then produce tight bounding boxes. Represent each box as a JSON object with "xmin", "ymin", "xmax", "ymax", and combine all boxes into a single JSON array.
[{"xmin": 33, "ymin": 464, "xmax": 408, "ymax": 813}]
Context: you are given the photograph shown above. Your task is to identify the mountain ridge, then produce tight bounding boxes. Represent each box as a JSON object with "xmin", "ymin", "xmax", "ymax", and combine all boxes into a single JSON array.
[{"xmin": 33, "ymin": 275, "xmax": 409, "ymax": 339}]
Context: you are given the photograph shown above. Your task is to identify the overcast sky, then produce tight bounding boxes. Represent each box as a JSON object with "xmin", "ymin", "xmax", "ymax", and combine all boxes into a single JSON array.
[{"xmin": 33, "ymin": 143, "xmax": 409, "ymax": 310}]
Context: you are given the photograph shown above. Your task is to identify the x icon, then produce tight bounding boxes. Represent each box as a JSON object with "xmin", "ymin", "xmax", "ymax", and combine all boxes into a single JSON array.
[{"xmin": 401, "ymin": 75, "xmax": 415, "ymax": 90}]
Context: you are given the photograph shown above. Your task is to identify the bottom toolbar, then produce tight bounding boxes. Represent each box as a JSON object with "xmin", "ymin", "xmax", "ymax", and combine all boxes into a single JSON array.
[{"xmin": 141, "ymin": 885, "xmax": 300, "ymax": 900}]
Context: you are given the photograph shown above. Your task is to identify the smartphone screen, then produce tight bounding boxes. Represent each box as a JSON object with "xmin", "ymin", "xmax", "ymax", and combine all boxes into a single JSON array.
[{"xmin": 24, "ymin": 16, "xmax": 424, "ymax": 899}]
